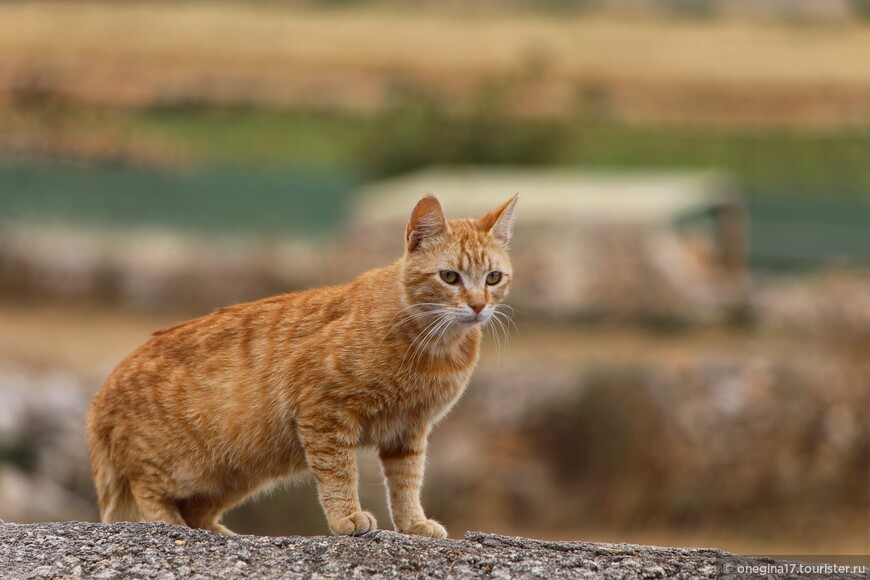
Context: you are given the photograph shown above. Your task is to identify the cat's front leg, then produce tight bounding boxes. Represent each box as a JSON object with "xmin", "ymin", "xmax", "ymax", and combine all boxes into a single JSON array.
[
  {"xmin": 378, "ymin": 428, "xmax": 447, "ymax": 539},
  {"xmin": 299, "ymin": 424, "xmax": 377, "ymax": 536}
]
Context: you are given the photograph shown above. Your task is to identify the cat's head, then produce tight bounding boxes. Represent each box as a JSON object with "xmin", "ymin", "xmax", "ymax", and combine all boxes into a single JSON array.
[{"xmin": 402, "ymin": 194, "xmax": 517, "ymax": 327}]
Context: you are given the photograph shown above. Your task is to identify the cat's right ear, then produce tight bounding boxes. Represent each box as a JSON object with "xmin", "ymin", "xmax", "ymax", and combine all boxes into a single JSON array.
[{"xmin": 406, "ymin": 195, "xmax": 449, "ymax": 252}]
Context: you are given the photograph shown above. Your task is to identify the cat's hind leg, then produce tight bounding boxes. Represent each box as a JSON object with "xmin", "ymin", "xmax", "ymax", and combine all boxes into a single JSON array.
[
  {"xmin": 128, "ymin": 479, "xmax": 186, "ymax": 526},
  {"xmin": 90, "ymin": 453, "xmax": 140, "ymax": 523},
  {"xmin": 178, "ymin": 494, "xmax": 241, "ymax": 535}
]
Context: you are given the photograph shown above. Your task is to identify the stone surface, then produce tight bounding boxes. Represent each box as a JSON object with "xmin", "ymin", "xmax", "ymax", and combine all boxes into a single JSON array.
[{"xmin": 0, "ymin": 521, "xmax": 863, "ymax": 579}]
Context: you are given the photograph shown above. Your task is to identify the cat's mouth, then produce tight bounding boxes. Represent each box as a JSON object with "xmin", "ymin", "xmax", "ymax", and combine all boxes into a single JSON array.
[{"xmin": 457, "ymin": 312, "xmax": 490, "ymax": 325}]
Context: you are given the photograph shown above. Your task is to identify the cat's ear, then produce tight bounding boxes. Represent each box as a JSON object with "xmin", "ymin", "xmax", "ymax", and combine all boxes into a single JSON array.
[
  {"xmin": 479, "ymin": 194, "xmax": 518, "ymax": 245},
  {"xmin": 406, "ymin": 195, "xmax": 449, "ymax": 252}
]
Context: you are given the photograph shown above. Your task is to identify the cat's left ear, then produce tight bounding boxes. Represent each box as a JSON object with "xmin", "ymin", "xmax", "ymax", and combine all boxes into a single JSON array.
[
  {"xmin": 479, "ymin": 194, "xmax": 519, "ymax": 245},
  {"xmin": 406, "ymin": 195, "xmax": 449, "ymax": 252}
]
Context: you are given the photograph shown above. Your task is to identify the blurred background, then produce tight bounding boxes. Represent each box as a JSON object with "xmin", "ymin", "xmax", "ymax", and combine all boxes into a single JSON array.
[{"xmin": 0, "ymin": 0, "xmax": 867, "ymax": 558}]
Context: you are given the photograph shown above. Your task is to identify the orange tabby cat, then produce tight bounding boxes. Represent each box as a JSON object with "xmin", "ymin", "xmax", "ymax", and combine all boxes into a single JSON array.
[{"xmin": 86, "ymin": 194, "xmax": 517, "ymax": 537}]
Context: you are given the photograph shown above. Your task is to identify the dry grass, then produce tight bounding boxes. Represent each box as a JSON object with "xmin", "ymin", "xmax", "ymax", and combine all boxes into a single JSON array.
[
  {"xmin": 0, "ymin": 301, "xmax": 819, "ymax": 380},
  {"xmin": 2, "ymin": 2, "xmax": 870, "ymax": 123},
  {"xmin": 0, "ymin": 302, "xmax": 178, "ymax": 377}
]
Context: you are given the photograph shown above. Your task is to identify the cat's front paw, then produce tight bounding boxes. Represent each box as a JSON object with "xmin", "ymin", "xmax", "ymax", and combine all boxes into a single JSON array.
[
  {"xmin": 402, "ymin": 519, "xmax": 447, "ymax": 539},
  {"xmin": 329, "ymin": 510, "xmax": 378, "ymax": 536}
]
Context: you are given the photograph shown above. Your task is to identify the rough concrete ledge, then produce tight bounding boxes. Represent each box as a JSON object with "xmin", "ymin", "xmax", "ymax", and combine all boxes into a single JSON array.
[{"xmin": 0, "ymin": 521, "xmax": 861, "ymax": 579}]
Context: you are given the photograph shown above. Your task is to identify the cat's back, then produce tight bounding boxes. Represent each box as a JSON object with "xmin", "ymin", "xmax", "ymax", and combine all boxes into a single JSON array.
[
  {"xmin": 94, "ymin": 285, "xmax": 336, "ymax": 401},
  {"xmin": 93, "ymin": 264, "xmax": 399, "ymax": 403}
]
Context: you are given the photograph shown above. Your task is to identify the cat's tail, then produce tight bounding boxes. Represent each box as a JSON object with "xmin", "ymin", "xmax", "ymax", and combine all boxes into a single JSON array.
[{"xmin": 87, "ymin": 417, "xmax": 139, "ymax": 523}]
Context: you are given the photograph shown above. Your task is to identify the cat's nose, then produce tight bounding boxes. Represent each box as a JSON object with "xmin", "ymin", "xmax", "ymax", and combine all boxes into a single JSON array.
[{"xmin": 469, "ymin": 302, "xmax": 485, "ymax": 315}]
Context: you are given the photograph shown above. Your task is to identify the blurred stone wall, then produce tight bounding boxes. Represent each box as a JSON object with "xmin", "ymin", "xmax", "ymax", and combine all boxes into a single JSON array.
[
  {"xmin": 0, "ymin": 226, "xmax": 319, "ymax": 312},
  {"xmin": 0, "ymin": 364, "xmax": 95, "ymax": 523},
  {"xmin": 1, "ymin": 224, "xmax": 867, "ymax": 535},
  {"xmin": 430, "ymin": 351, "xmax": 867, "ymax": 531},
  {"xmin": 0, "ymin": 222, "xmax": 744, "ymax": 322},
  {"xmin": 1, "ymin": 321, "xmax": 865, "ymax": 535}
]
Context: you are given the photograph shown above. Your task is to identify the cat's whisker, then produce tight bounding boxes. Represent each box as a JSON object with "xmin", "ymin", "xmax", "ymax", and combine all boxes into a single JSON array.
[
  {"xmin": 402, "ymin": 314, "xmax": 448, "ymax": 366},
  {"xmin": 487, "ymin": 308, "xmax": 514, "ymax": 354},
  {"xmin": 493, "ymin": 304, "xmax": 519, "ymax": 334},
  {"xmin": 491, "ymin": 315, "xmax": 517, "ymax": 349},
  {"xmin": 499, "ymin": 317, "xmax": 511, "ymax": 351},
  {"xmin": 381, "ymin": 303, "xmax": 447, "ymax": 334},
  {"xmin": 485, "ymin": 316, "xmax": 503, "ymax": 354},
  {"xmin": 490, "ymin": 321, "xmax": 501, "ymax": 349},
  {"xmin": 492, "ymin": 307, "xmax": 513, "ymax": 331},
  {"xmin": 436, "ymin": 314, "xmax": 459, "ymax": 344},
  {"xmin": 376, "ymin": 305, "xmax": 450, "ymax": 353},
  {"xmin": 423, "ymin": 314, "xmax": 457, "ymax": 363},
  {"xmin": 490, "ymin": 312, "xmax": 510, "ymax": 354},
  {"xmin": 410, "ymin": 314, "xmax": 454, "ymax": 367},
  {"xmin": 416, "ymin": 313, "xmax": 457, "ymax": 365},
  {"xmin": 500, "ymin": 318, "xmax": 514, "ymax": 352},
  {"xmin": 389, "ymin": 309, "xmax": 449, "ymax": 335},
  {"xmin": 381, "ymin": 302, "xmax": 448, "ymax": 331},
  {"xmin": 410, "ymin": 317, "xmax": 448, "ymax": 368},
  {"xmin": 491, "ymin": 324, "xmax": 503, "ymax": 383}
]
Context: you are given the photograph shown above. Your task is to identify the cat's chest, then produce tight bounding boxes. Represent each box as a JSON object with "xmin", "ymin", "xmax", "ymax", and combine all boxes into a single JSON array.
[
  {"xmin": 406, "ymin": 369, "xmax": 470, "ymax": 407},
  {"xmin": 363, "ymin": 369, "xmax": 472, "ymax": 435}
]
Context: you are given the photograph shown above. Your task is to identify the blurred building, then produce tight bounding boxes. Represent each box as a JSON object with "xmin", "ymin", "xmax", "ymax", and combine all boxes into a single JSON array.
[
  {"xmin": 343, "ymin": 167, "xmax": 746, "ymax": 321},
  {"xmin": 1, "ymin": 166, "xmax": 746, "ymax": 322}
]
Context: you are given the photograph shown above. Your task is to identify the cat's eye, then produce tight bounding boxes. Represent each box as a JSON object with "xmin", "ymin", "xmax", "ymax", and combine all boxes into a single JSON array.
[
  {"xmin": 440, "ymin": 270, "xmax": 460, "ymax": 285},
  {"xmin": 486, "ymin": 271, "xmax": 503, "ymax": 285}
]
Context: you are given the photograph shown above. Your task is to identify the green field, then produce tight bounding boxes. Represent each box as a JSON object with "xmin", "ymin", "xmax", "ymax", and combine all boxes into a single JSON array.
[
  {"xmin": 122, "ymin": 107, "xmax": 870, "ymax": 197},
  {"xmin": 0, "ymin": 158, "xmax": 359, "ymax": 236},
  {"xmin": 3, "ymin": 106, "xmax": 870, "ymax": 267},
  {"xmin": 126, "ymin": 109, "xmax": 369, "ymax": 171}
]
